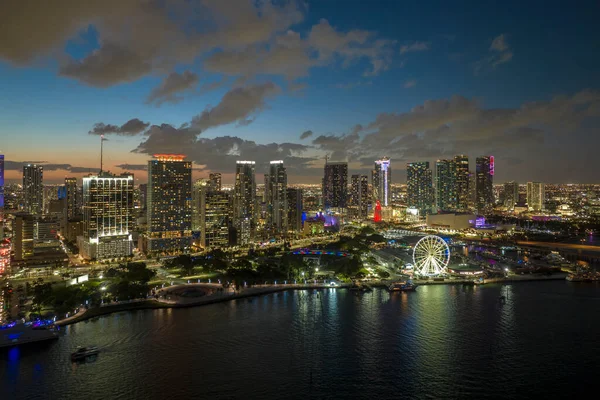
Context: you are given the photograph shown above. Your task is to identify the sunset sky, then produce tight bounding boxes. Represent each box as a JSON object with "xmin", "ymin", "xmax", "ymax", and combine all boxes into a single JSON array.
[{"xmin": 1, "ymin": 0, "xmax": 599, "ymax": 184}]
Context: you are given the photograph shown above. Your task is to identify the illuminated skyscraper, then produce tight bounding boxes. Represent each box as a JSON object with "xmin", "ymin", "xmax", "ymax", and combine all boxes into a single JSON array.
[
  {"xmin": 209, "ymin": 173, "xmax": 222, "ymax": 191},
  {"xmin": 0, "ymin": 155, "xmax": 4, "ymax": 240},
  {"xmin": 64, "ymin": 177, "xmax": 79, "ymax": 219},
  {"xmin": 503, "ymin": 181, "xmax": 519, "ymax": 211},
  {"xmin": 266, "ymin": 161, "xmax": 288, "ymax": 233},
  {"xmin": 233, "ymin": 161, "xmax": 256, "ymax": 245},
  {"xmin": 407, "ymin": 162, "xmax": 433, "ymax": 215},
  {"xmin": 527, "ymin": 182, "xmax": 545, "ymax": 212},
  {"xmin": 453, "ymin": 155, "xmax": 470, "ymax": 211},
  {"xmin": 79, "ymin": 172, "xmax": 134, "ymax": 260},
  {"xmin": 13, "ymin": 213, "xmax": 34, "ymax": 261},
  {"xmin": 351, "ymin": 174, "xmax": 369, "ymax": 218},
  {"xmin": 287, "ymin": 188, "xmax": 303, "ymax": 233},
  {"xmin": 435, "ymin": 159, "xmax": 457, "ymax": 211},
  {"xmin": 372, "ymin": 157, "xmax": 391, "ymax": 207},
  {"xmin": 23, "ymin": 164, "xmax": 44, "ymax": 215},
  {"xmin": 201, "ymin": 190, "xmax": 231, "ymax": 248},
  {"xmin": 476, "ymin": 156, "xmax": 494, "ymax": 213},
  {"xmin": 147, "ymin": 154, "xmax": 193, "ymax": 253},
  {"xmin": 323, "ymin": 162, "xmax": 348, "ymax": 210}
]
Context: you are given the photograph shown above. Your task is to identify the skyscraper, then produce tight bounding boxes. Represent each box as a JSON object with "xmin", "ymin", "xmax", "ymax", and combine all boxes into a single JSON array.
[
  {"xmin": 191, "ymin": 179, "xmax": 207, "ymax": 231},
  {"xmin": 23, "ymin": 164, "xmax": 43, "ymax": 215},
  {"xmin": 201, "ymin": 190, "xmax": 231, "ymax": 248},
  {"xmin": 435, "ymin": 159, "xmax": 457, "ymax": 211},
  {"xmin": 475, "ymin": 156, "xmax": 494, "ymax": 214},
  {"xmin": 64, "ymin": 177, "xmax": 79, "ymax": 219},
  {"xmin": 503, "ymin": 181, "xmax": 519, "ymax": 211},
  {"xmin": 209, "ymin": 173, "xmax": 222, "ymax": 191},
  {"xmin": 287, "ymin": 188, "xmax": 303, "ymax": 233},
  {"xmin": 0, "ymin": 154, "xmax": 4, "ymax": 240},
  {"xmin": 407, "ymin": 162, "xmax": 433, "ymax": 215},
  {"xmin": 527, "ymin": 182, "xmax": 545, "ymax": 212},
  {"xmin": 233, "ymin": 161, "xmax": 256, "ymax": 245},
  {"xmin": 147, "ymin": 154, "xmax": 193, "ymax": 253},
  {"xmin": 453, "ymin": 155, "xmax": 470, "ymax": 211},
  {"xmin": 79, "ymin": 172, "xmax": 134, "ymax": 260},
  {"xmin": 351, "ymin": 174, "xmax": 369, "ymax": 218},
  {"xmin": 266, "ymin": 161, "xmax": 288, "ymax": 233},
  {"xmin": 323, "ymin": 162, "xmax": 348, "ymax": 210},
  {"xmin": 372, "ymin": 157, "xmax": 391, "ymax": 207}
]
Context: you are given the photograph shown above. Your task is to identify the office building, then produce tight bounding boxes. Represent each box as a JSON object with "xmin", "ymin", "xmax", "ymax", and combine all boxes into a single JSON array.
[
  {"xmin": 527, "ymin": 182, "xmax": 545, "ymax": 212},
  {"xmin": 454, "ymin": 155, "xmax": 470, "ymax": 211},
  {"xmin": 201, "ymin": 189, "xmax": 231, "ymax": 248},
  {"xmin": 64, "ymin": 177, "xmax": 79, "ymax": 219},
  {"xmin": 351, "ymin": 174, "xmax": 369, "ymax": 218},
  {"xmin": 503, "ymin": 181, "xmax": 519, "ymax": 211},
  {"xmin": 475, "ymin": 156, "xmax": 494, "ymax": 214},
  {"xmin": 287, "ymin": 188, "xmax": 303, "ymax": 233},
  {"xmin": 372, "ymin": 157, "xmax": 391, "ymax": 207},
  {"xmin": 323, "ymin": 162, "xmax": 348, "ymax": 210},
  {"xmin": 407, "ymin": 162, "xmax": 433, "ymax": 215},
  {"xmin": 138, "ymin": 183, "xmax": 147, "ymax": 210},
  {"xmin": 23, "ymin": 164, "xmax": 44, "ymax": 215},
  {"xmin": 208, "ymin": 173, "xmax": 222, "ymax": 191},
  {"xmin": 435, "ymin": 159, "xmax": 457, "ymax": 211},
  {"xmin": 0, "ymin": 154, "xmax": 4, "ymax": 240},
  {"xmin": 146, "ymin": 154, "xmax": 193, "ymax": 253},
  {"xmin": 79, "ymin": 172, "xmax": 134, "ymax": 260},
  {"xmin": 192, "ymin": 179, "xmax": 207, "ymax": 232},
  {"xmin": 233, "ymin": 161, "xmax": 256, "ymax": 245},
  {"xmin": 266, "ymin": 161, "xmax": 288, "ymax": 233},
  {"xmin": 13, "ymin": 213, "xmax": 34, "ymax": 261}
]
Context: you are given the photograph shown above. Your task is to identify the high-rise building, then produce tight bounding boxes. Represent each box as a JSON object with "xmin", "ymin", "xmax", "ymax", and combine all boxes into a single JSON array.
[
  {"xmin": 191, "ymin": 179, "xmax": 207, "ymax": 231},
  {"xmin": 475, "ymin": 156, "xmax": 494, "ymax": 214},
  {"xmin": 79, "ymin": 172, "xmax": 134, "ymax": 260},
  {"xmin": 209, "ymin": 173, "xmax": 222, "ymax": 191},
  {"xmin": 372, "ymin": 157, "xmax": 391, "ymax": 207},
  {"xmin": 23, "ymin": 164, "xmax": 43, "ymax": 215},
  {"xmin": 64, "ymin": 177, "xmax": 78, "ymax": 219},
  {"xmin": 201, "ymin": 190, "xmax": 231, "ymax": 248},
  {"xmin": 138, "ymin": 184, "xmax": 147, "ymax": 210},
  {"xmin": 527, "ymin": 182, "xmax": 545, "ymax": 212},
  {"xmin": 435, "ymin": 159, "xmax": 457, "ymax": 211},
  {"xmin": 147, "ymin": 154, "xmax": 193, "ymax": 253},
  {"xmin": 0, "ymin": 154, "xmax": 4, "ymax": 240},
  {"xmin": 287, "ymin": 188, "xmax": 303, "ymax": 232},
  {"xmin": 407, "ymin": 162, "xmax": 433, "ymax": 215},
  {"xmin": 351, "ymin": 174, "xmax": 369, "ymax": 218},
  {"xmin": 266, "ymin": 161, "xmax": 288, "ymax": 233},
  {"xmin": 323, "ymin": 162, "xmax": 348, "ymax": 210},
  {"xmin": 503, "ymin": 181, "xmax": 519, "ymax": 211},
  {"xmin": 233, "ymin": 161, "xmax": 256, "ymax": 245},
  {"xmin": 453, "ymin": 155, "xmax": 470, "ymax": 211},
  {"xmin": 13, "ymin": 213, "xmax": 34, "ymax": 261}
]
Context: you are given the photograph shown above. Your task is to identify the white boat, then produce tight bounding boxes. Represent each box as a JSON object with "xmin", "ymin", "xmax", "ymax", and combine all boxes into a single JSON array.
[{"xmin": 0, "ymin": 320, "xmax": 60, "ymax": 348}]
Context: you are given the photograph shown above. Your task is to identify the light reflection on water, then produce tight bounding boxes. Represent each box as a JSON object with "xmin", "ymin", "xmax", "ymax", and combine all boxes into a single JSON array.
[{"xmin": 1, "ymin": 281, "xmax": 599, "ymax": 399}]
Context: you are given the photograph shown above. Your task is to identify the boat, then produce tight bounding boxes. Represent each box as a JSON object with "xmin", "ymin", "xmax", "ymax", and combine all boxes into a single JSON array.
[
  {"xmin": 71, "ymin": 346, "xmax": 100, "ymax": 361},
  {"xmin": 1, "ymin": 320, "xmax": 60, "ymax": 348},
  {"xmin": 388, "ymin": 281, "xmax": 417, "ymax": 292}
]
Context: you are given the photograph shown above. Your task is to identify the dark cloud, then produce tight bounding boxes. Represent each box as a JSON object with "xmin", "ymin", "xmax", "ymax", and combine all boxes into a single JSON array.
[
  {"xmin": 89, "ymin": 118, "xmax": 150, "ymax": 136},
  {"xmin": 116, "ymin": 164, "xmax": 147, "ymax": 171},
  {"xmin": 3, "ymin": 161, "xmax": 95, "ymax": 173},
  {"xmin": 146, "ymin": 71, "xmax": 199, "ymax": 106},
  {"xmin": 300, "ymin": 130, "xmax": 313, "ymax": 140},
  {"xmin": 190, "ymin": 82, "xmax": 280, "ymax": 131}
]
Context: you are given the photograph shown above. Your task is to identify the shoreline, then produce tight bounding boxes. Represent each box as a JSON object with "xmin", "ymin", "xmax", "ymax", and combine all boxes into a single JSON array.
[{"xmin": 55, "ymin": 274, "xmax": 568, "ymax": 327}]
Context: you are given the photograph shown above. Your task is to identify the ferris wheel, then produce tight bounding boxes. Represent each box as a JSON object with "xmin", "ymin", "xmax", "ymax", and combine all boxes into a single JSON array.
[{"xmin": 413, "ymin": 235, "xmax": 450, "ymax": 277}]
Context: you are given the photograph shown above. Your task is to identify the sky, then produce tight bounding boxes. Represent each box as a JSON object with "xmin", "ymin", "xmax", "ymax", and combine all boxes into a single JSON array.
[{"xmin": 1, "ymin": 0, "xmax": 599, "ymax": 185}]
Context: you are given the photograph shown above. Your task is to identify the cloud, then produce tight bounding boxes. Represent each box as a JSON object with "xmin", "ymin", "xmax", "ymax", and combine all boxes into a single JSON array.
[
  {"xmin": 190, "ymin": 82, "xmax": 281, "ymax": 131},
  {"xmin": 404, "ymin": 79, "xmax": 417, "ymax": 88},
  {"xmin": 3, "ymin": 161, "xmax": 95, "ymax": 173},
  {"xmin": 399, "ymin": 41, "xmax": 430, "ymax": 54},
  {"xmin": 475, "ymin": 34, "xmax": 513, "ymax": 73},
  {"xmin": 146, "ymin": 71, "xmax": 199, "ymax": 105},
  {"xmin": 116, "ymin": 163, "xmax": 147, "ymax": 171},
  {"xmin": 333, "ymin": 81, "xmax": 372, "ymax": 89},
  {"xmin": 89, "ymin": 118, "xmax": 150, "ymax": 136},
  {"xmin": 300, "ymin": 130, "xmax": 313, "ymax": 140}
]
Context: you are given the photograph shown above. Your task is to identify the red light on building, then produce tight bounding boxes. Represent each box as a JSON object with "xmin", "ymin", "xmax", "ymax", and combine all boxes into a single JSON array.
[
  {"xmin": 152, "ymin": 154, "xmax": 187, "ymax": 161},
  {"xmin": 374, "ymin": 200, "xmax": 382, "ymax": 222},
  {"xmin": 490, "ymin": 156, "xmax": 495, "ymax": 176}
]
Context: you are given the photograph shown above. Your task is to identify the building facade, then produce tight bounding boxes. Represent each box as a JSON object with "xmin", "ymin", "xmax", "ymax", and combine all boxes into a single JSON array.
[
  {"xmin": 64, "ymin": 177, "xmax": 79, "ymax": 219},
  {"xmin": 503, "ymin": 181, "xmax": 519, "ymax": 211},
  {"xmin": 79, "ymin": 172, "xmax": 134, "ymax": 260},
  {"xmin": 209, "ymin": 173, "xmax": 222, "ymax": 191},
  {"xmin": 527, "ymin": 182, "xmax": 545, "ymax": 212},
  {"xmin": 23, "ymin": 164, "xmax": 44, "ymax": 215},
  {"xmin": 233, "ymin": 161, "xmax": 256, "ymax": 245},
  {"xmin": 351, "ymin": 174, "xmax": 369, "ymax": 218},
  {"xmin": 287, "ymin": 188, "xmax": 303, "ymax": 233},
  {"xmin": 201, "ymin": 190, "xmax": 231, "ymax": 248},
  {"xmin": 266, "ymin": 161, "xmax": 288, "ymax": 234},
  {"xmin": 475, "ymin": 156, "xmax": 494, "ymax": 214},
  {"xmin": 453, "ymin": 155, "xmax": 470, "ymax": 211},
  {"xmin": 372, "ymin": 157, "xmax": 391, "ymax": 207},
  {"xmin": 407, "ymin": 162, "xmax": 433, "ymax": 215},
  {"xmin": 323, "ymin": 162, "xmax": 348, "ymax": 211},
  {"xmin": 146, "ymin": 155, "xmax": 193, "ymax": 253},
  {"xmin": 435, "ymin": 159, "xmax": 457, "ymax": 212}
]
